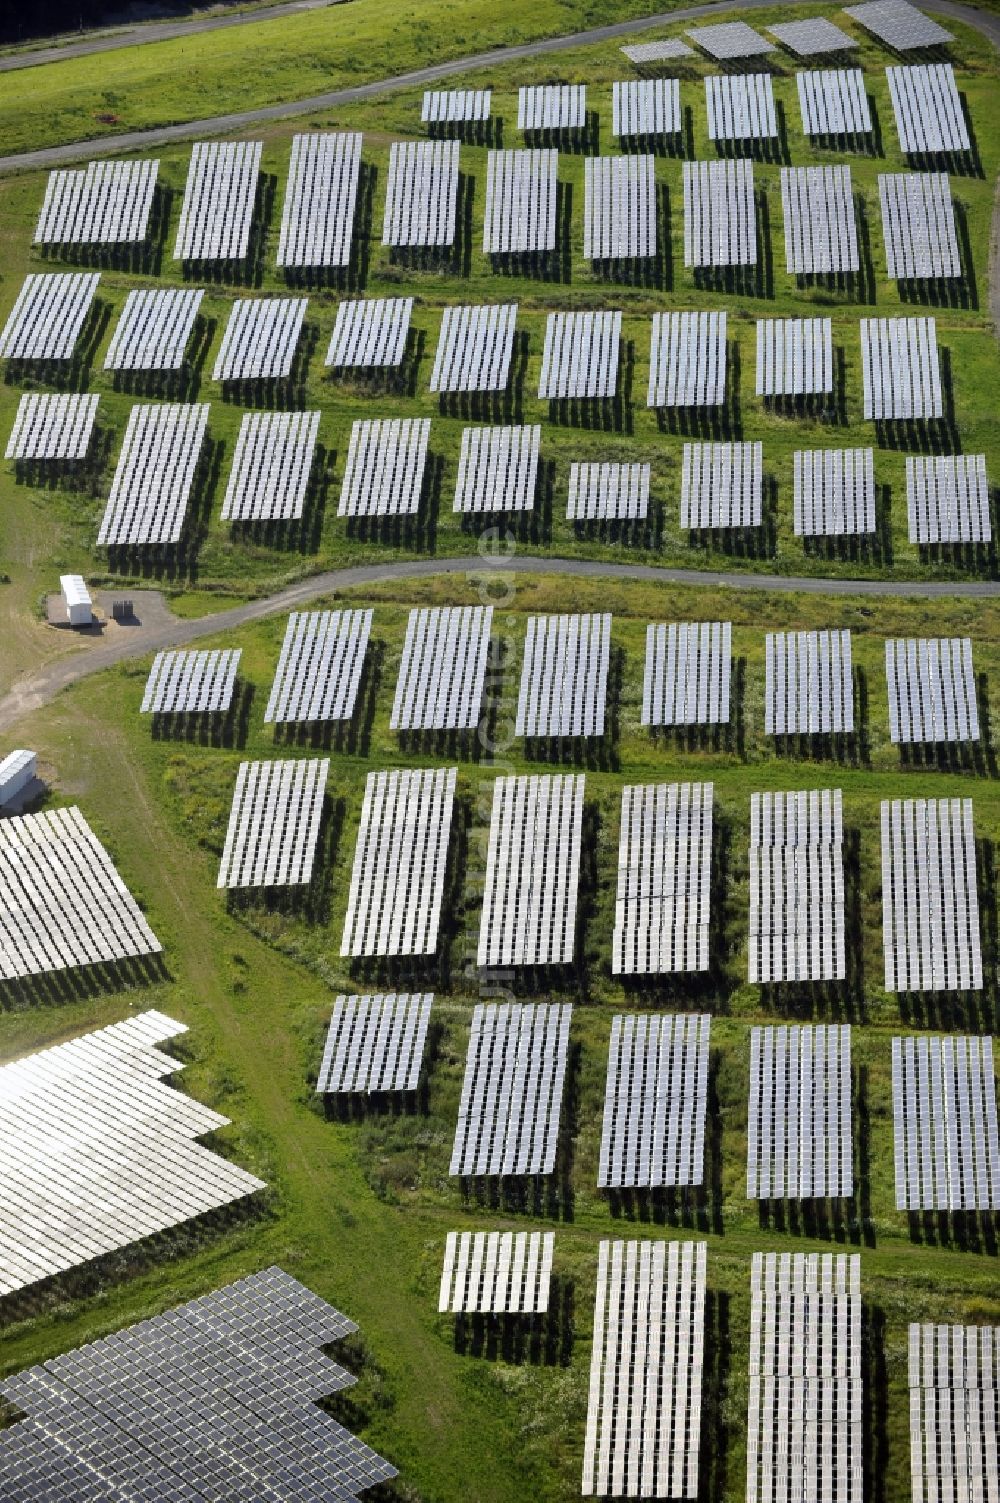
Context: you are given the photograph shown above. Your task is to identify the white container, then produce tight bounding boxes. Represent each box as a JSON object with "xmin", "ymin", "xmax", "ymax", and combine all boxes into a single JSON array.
[
  {"xmin": 60, "ymin": 574, "xmax": 93, "ymax": 627},
  {"xmin": 0, "ymin": 749, "xmax": 36, "ymax": 807}
]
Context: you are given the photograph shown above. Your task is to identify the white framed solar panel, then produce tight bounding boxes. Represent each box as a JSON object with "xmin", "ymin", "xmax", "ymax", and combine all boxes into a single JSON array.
[
  {"xmin": 220, "ymin": 410, "xmax": 320, "ymax": 523},
  {"xmin": 0, "ymin": 806, "xmax": 162, "ymax": 981},
  {"xmin": 566, "ymin": 462, "xmax": 650, "ymax": 521},
  {"xmin": 104, "ymin": 287, "xmax": 204, "ymax": 371},
  {"xmin": 483, "ymin": 149, "xmax": 558, "ymax": 255},
  {"xmin": 325, "ymin": 297, "xmax": 413, "ymax": 369},
  {"xmin": 0, "ymin": 271, "xmax": 99, "ymax": 362},
  {"xmin": 212, "ymin": 297, "xmax": 307, "ymax": 382},
  {"xmin": 34, "ymin": 159, "xmax": 159, "ymax": 245},
  {"xmin": 217, "ymin": 757, "xmax": 330, "ymax": 889},
  {"xmin": 173, "ymin": 140, "xmax": 262, "ymax": 261},
  {"xmin": 264, "ymin": 608, "xmax": 373, "ymax": 724},
  {"xmin": 428, "ymin": 302, "xmax": 517, "ymax": 392},
  {"xmin": 5, "ymin": 392, "xmax": 99, "ymax": 461},
  {"xmin": 276, "ymin": 132, "xmax": 361, "ymax": 269},
  {"xmin": 338, "ymin": 417, "xmax": 431, "ymax": 517},
  {"xmin": 382, "ymin": 139, "xmax": 460, "ymax": 247},
  {"xmin": 781, "ymin": 165, "xmax": 859, "ymax": 275},
  {"xmin": 97, "ymin": 401, "xmax": 210, "ymax": 547},
  {"xmin": 683, "ymin": 159, "xmax": 756, "ymax": 268},
  {"xmin": 453, "ymin": 424, "xmax": 541, "ymax": 513},
  {"xmin": 681, "ymin": 441, "xmax": 763, "ymax": 529}
]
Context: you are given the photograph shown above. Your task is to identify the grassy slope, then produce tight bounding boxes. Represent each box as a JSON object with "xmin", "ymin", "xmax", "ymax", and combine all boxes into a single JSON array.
[
  {"xmin": 1, "ymin": 573, "xmax": 1000, "ymax": 1502},
  {"xmin": 0, "ymin": 6, "xmax": 997, "ymax": 692},
  {"xmin": 0, "ymin": 0, "xmax": 675, "ymax": 157}
]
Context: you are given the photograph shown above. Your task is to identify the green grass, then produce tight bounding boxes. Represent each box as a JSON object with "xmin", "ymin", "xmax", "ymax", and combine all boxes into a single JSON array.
[
  {"xmin": 0, "ymin": 5, "xmax": 999, "ymax": 1499},
  {"xmin": 0, "ymin": 4, "xmax": 998, "ymax": 695},
  {"xmin": 2, "ymin": 572, "xmax": 1000, "ymax": 1501},
  {"xmin": 0, "ymin": 0, "xmax": 686, "ymax": 158}
]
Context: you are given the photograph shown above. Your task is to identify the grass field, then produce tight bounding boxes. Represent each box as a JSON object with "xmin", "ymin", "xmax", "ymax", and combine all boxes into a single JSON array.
[{"xmin": 0, "ymin": 2, "xmax": 999, "ymax": 1499}]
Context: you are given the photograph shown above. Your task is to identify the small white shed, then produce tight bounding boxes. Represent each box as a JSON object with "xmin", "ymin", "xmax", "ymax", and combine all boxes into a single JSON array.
[
  {"xmin": 0, "ymin": 749, "xmax": 36, "ymax": 807},
  {"xmin": 60, "ymin": 574, "xmax": 93, "ymax": 627}
]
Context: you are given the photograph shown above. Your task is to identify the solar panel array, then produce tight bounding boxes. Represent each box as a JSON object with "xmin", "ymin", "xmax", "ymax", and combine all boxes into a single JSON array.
[
  {"xmin": 797, "ymin": 69, "xmax": 872, "ymax": 136},
  {"xmin": 861, "ymin": 316, "xmax": 942, "ymax": 420},
  {"xmin": 781, "ymin": 164, "xmax": 859, "ymax": 275},
  {"xmin": 642, "ymin": 621, "xmax": 732, "ymax": 727},
  {"xmin": 845, "ymin": 0, "xmax": 953, "ymax": 49},
  {"xmin": 566, "ymin": 461, "xmax": 650, "ymax": 521},
  {"xmin": 794, "ymin": 448, "xmax": 876, "ymax": 536},
  {"xmin": 906, "ymin": 453, "xmax": 991, "ymax": 544},
  {"xmin": 879, "ymin": 172, "xmax": 959, "ymax": 279},
  {"xmin": 881, "ymin": 797, "xmax": 982, "ymax": 992},
  {"xmin": 325, "ymin": 296, "xmax": 413, "ymax": 369},
  {"xmin": 746, "ymin": 1252, "xmax": 863, "ymax": 1503},
  {"xmin": 515, "ymin": 612, "xmax": 611, "ymax": 738},
  {"xmin": 584, "ymin": 155, "xmax": 656, "ymax": 260},
  {"xmin": 765, "ymin": 629, "xmax": 854, "ymax": 736},
  {"xmin": 422, "ymin": 88, "xmax": 491, "ymax": 124},
  {"xmin": 140, "ymin": 647, "xmax": 241, "ymax": 714},
  {"xmin": 885, "ymin": 637, "xmax": 979, "ymax": 744},
  {"xmin": 35, "ymin": 159, "xmax": 159, "ymax": 245},
  {"xmin": 705, "ymin": 74, "xmax": 777, "ymax": 141},
  {"xmin": 892, "ymin": 1034, "xmax": 1000, "ymax": 1211},
  {"xmin": 685, "ymin": 156, "xmax": 758, "ymax": 269},
  {"xmin": 477, "ymin": 773, "xmax": 584, "ymax": 968},
  {"xmin": 613, "ymin": 782, "xmax": 713, "ymax": 976},
  {"xmin": 382, "ymin": 139, "xmax": 460, "ymax": 247},
  {"xmin": 429, "ymin": 302, "xmax": 517, "ymax": 392},
  {"xmin": 909, "ymin": 1322, "xmax": 1000, "ymax": 1503},
  {"xmin": 620, "ymin": 37, "xmax": 695, "ymax": 64},
  {"xmin": 887, "ymin": 64, "xmax": 969, "ymax": 155},
  {"xmin": 264, "ymin": 608, "xmax": 373, "ymax": 724},
  {"xmin": 97, "ymin": 401, "xmax": 209, "ymax": 546},
  {"xmin": 747, "ymin": 1025, "xmax": 853, "ymax": 1198},
  {"xmin": 647, "ymin": 310, "xmax": 727, "ymax": 408},
  {"xmin": 769, "ymin": 18, "xmax": 859, "ymax": 54},
  {"xmin": 483, "ymin": 149, "xmax": 558, "ymax": 255},
  {"xmin": 276, "ymin": 132, "xmax": 361, "ymax": 268},
  {"xmin": 756, "ymin": 316, "xmax": 833, "ymax": 397},
  {"xmin": 0, "ymin": 1264, "xmax": 397, "ymax": 1502},
  {"xmin": 453, "ymin": 423, "xmax": 541, "ymax": 513},
  {"xmin": 598, "ymin": 1014, "xmax": 711, "ymax": 1187},
  {"xmin": 341, "ymin": 767, "xmax": 457, "ymax": 957},
  {"xmin": 0, "ymin": 1010, "xmax": 264, "ymax": 1296},
  {"xmin": 449, "ymin": 1002, "xmax": 572, "ymax": 1175},
  {"xmin": 0, "ymin": 271, "xmax": 99, "ymax": 361},
  {"xmin": 104, "ymin": 286, "xmax": 204, "ymax": 371},
  {"xmin": 221, "ymin": 409, "xmax": 320, "ymax": 522},
  {"xmin": 582, "ymin": 1239, "xmax": 706, "ymax": 1499},
  {"xmin": 5, "ymin": 391, "xmax": 98, "ymax": 461},
  {"xmin": 217, "ymin": 757, "xmax": 330, "ymax": 890},
  {"xmin": 316, "ymin": 992, "xmax": 432, "ymax": 1094},
  {"xmin": 612, "ymin": 79, "xmax": 681, "ymax": 137},
  {"xmin": 212, "ymin": 297, "xmax": 307, "ymax": 382},
  {"xmin": 438, "ymin": 1231, "xmax": 554, "ymax": 1313},
  {"xmin": 338, "ymin": 417, "xmax": 431, "ymax": 517},
  {"xmin": 681, "ymin": 441, "xmax": 763, "ymax": 529},
  {"xmin": 390, "ymin": 604, "xmax": 493, "ymax": 730},
  {"xmin": 538, "ymin": 310, "xmax": 621, "ymax": 399},
  {"xmin": 518, "ymin": 85, "xmax": 586, "ymax": 131},
  {"xmin": 173, "ymin": 140, "xmax": 262, "ymax": 261},
  {"xmin": 0, "ymin": 805, "xmax": 161, "ymax": 980},
  {"xmin": 748, "ymin": 788, "xmax": 846, "ymax": 984},
  {"xmin": 687, "ymin": 20, "xmax": 775, "ymax": 57}
]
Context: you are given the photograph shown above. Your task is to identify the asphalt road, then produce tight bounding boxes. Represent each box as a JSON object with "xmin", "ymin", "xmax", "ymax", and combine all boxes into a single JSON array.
[
  {"xmin": 1, "ymin": 554, "xmax": 997, "ymax": 733},
  {"xmin": 0, "ymin": 0, "xmax": 996, "ymax": 174}
]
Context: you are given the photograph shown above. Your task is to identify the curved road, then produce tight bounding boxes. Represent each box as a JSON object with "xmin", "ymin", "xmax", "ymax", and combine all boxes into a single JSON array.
[
  {"xmin": 2, "ymin": 554, "xmax": 998, "ymax": 733},
  {"xmin": 0, "ymin": 0, "xmax": 997, "ymax": 174}
]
